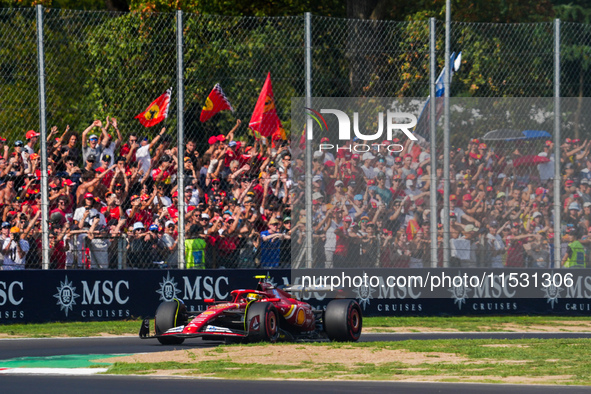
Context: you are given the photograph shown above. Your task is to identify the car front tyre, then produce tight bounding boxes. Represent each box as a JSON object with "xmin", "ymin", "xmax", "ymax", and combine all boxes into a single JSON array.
[{"xmin": 324, "ymin": 299, "xmax": 362, "ymax": 342}]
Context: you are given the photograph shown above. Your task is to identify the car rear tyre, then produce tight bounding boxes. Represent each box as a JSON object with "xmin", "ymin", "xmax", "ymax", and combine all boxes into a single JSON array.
[
  {"xmin": 155, "ymin": 299, "xmax": 187, "ymax": 345},
  {"xmin": 324, "ymin": 299, "xmax": 362, "ymax": 342},
  {"xmin": 246, "ymin": 302, "xmax": 280, "ymax": 343}
]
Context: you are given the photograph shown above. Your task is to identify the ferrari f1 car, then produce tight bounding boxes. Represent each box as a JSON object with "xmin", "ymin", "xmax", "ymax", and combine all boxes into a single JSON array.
[{"xmin": 139, "ymin": 275, "xmax": 362, "ymax": 344}]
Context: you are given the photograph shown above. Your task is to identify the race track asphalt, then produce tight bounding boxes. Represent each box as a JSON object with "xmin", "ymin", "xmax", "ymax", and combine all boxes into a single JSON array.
[{"xmin": 2, "ymin": 332, "xmax": 591, "ymax": 393}]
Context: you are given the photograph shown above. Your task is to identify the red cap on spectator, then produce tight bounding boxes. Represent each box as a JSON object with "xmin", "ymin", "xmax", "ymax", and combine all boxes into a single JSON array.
[
  {"xmin": 351, "ymin": 154, "xmax": 359, "ymax": 160},
  {"xmin": 573, "ymin": 138, "xmax": 581, "ymax": 144},
  {"xmin": 94, "ymin": 197, "xmax": 101, "ymax": 203},
  {"xmin": 244, "ymin": 146, "xmax": 252, "ymax": 152},
  {"xmin": 140, "ymin": 194, "xmax": 149, "ymax": 201},
  {"xmin": 30, "ymin": 153, "xmax": 39, "ymax": 160},
  {"xmin": 392, "ymin": 138, "xmax": 400, "ymax": 143},
  {"xmin": 208, "ymin": 136, "xmax": 217, "ymax": 145},
  {"xmin": 235, "ymin": 141, "xmax": 241, "ymax": 150},
  {"xmin": 367, "ymin": 179, "xmax": 375, "ymax": 186},
  {"xmin": 417, "ymin": 168, "xmax": 423, "ymax": 176},
  {"xmin": 64, "ymin": 179, "xmax": 74, "ymax": 186},
  {"xmin": 0, "ymin": 137, "xmax": 6, "ymax": 142},
  {"xmin": 437, "ymin": 188, "xmax": 443, "ymax": 194},
  {"xmin": 463, "ymin": 194, "xmax": 472, "ymax": 201},
  {"xmin": 393, "ymin": 174, "xmax": 401, "ymax": 180},
  {"xmin": 471, "ymin": 138, "xmax": 480, "ymax": 144},
  {"xmin": 84, "ymin": 193, "xmax": 93, "ymax": 199},
  {"xmin": 343, "ymin": 215, "xmax": 352, "ymax": 222},
  {"xmin": 566, "ymin": 138, "xmax": 572, "ymax": 143},
  {"xmin": 216, "ymin": 134, "xmax": 226, "ymax": 142},
  {"xmin": 172, "ymin": 191, "xmax": 178, "ymax": 198},
  {"xmin": 450, "ymin": 194, "xmax": 457, "ymax": 200},
  {"xmin": 406, "ymin": 174, "xmax": 416, "ymax": 180},
  {"xmin": 324, "ymin": 161, "xmax": 335, "ymax": 167},
  {"xmin": 130, "ymin": 195, "xmax": 140, "ymax": 201},
  {"xmin": 320, "ymin": 137, "xmax": 330, "ymax": 143},
  {"xmin": 535, "ymin": 187, "xmax": 546, "ymax": 195},
  {"xmin": 545, "ymin": 140, "xmax": 552, "ymax": 147},
  {"xmin": 26, "ymin": 130, "xmax": 40, "ymax": 139},
  {"xmin": 479, "ymin": 143, "xmax": 487, "ymax": 150},
  {"xmin": 566, "ymin": 180, "xmax": 574, "ymax": 187},
  {"xmin": 486, "ymin": 186, "xmax": 493, "ymax": 192},
  {"xmin": 312, "ymin": 200, "xmax": 319, "ymax": 205}
]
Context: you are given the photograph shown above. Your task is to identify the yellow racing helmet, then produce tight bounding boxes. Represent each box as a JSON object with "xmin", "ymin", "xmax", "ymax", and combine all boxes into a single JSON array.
[{"xmin": 246, "ymin": 293, "xmax": 262, "ymax": 302}]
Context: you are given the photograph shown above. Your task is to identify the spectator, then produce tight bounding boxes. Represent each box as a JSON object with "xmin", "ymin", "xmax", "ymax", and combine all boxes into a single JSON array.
[
  {"xmin": 1, "ymin": 225, "xmax": 29, "ymax": 270},
  {"xmin": 260, "ymin": 217, "xmax": 283, "ymax": 268}
]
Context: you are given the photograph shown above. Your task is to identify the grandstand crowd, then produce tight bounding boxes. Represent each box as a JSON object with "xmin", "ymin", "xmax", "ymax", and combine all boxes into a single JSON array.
[{"xmin": 0, "ymin": 117, "xmax": 589, "ymax": 269}]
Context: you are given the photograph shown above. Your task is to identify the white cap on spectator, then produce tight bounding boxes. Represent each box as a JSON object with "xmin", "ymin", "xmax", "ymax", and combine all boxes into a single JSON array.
[
  {"xmin": 334, "ymin": 180, "xmax": 344, "ymax": 187},
  {"xmin": 312, "ymin": 192, "xmax": 324, "ymax": 200},
  {"xmin": 538, "ymin": 152, "xmax": 548, "ymax": 157},
  {"xmin": 362, "ymin": 152, "xmax": 375, "ymax": 161},
  {"xmin": 312, "ymin": 175, "xmax": 322, "ymax": 182},
  {"xmin": 498, "ymin": 173, "xmax": 506, "ymax": 179},
  {"xmin": 406, "ymin": 179, "xmax": 414, "ymax": 188},
  {"xmin": 532, "ymin": 211, "xmax": 542, "ymax": 218},
  {"xmin": 584, "ymin": 202, "xmax": 591, "ymax": 208},
  {"xmin": 313, "ymin": 151, "xmax": 323, "ymax": 158},
  {"xmin": 569, "ymin": 202, "xmax": 581, "ymax": 211},
  {"xmin": 165, "ymin": 220, "xmax": 175, "ymax": 227},
  {"xmin": 201, "ymin": 213, "xmax": 210, "ymax": 219},
  {"xmin": 133, "ymin": 222, "xmax": 144, "ymax": 231}
]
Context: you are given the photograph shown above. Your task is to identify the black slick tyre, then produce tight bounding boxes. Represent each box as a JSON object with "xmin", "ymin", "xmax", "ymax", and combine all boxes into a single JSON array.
[
  {"xmin": 246, "ymin": 302, "xmax": 280, "ymax": 343},
  {"xmin": 154, "ymin": 299, "xmax": 187, "ymax": 345},
  {"xmin": 324, "ymin": 299, "xmax": 362, "ymax": 342}
]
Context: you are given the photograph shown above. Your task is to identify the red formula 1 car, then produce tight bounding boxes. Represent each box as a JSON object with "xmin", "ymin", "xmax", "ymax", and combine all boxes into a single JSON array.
[{"xmin": 139, "ymin": 275, "xmax": 362, "ymax": 345}]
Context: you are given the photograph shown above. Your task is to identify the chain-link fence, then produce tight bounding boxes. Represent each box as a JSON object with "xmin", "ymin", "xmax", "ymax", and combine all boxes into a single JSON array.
[{"xmin": 1, "ymin": 7, "xmax": 590, "ymax": 269}]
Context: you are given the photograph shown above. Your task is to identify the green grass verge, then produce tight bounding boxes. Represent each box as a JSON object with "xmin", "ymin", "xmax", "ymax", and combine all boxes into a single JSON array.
[
  {"xmin": 365, "ymin": 316, "xmax": 591, "ymax": 332},
  {"xmin": 1, "ymin": 316, "xmax": 591, "ymax": 337},
  {"xmin": 105, "ymin": 339, "xmax": 591, "ymax": 384},
  {"xmin": 0, "ymin": 319, "xmax": 143, "ymax": 337}
]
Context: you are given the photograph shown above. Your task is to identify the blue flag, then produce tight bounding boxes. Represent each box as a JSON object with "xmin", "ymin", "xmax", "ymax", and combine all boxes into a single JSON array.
[{"xmin": 414, "ymin": 52, "xmax": 462, "ymax": 140}]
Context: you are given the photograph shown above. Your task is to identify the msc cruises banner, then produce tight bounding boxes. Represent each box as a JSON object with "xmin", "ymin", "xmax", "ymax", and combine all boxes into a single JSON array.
[{"xmin": 1, "ymin": 269, "xmax": 591, "ymax": 324}]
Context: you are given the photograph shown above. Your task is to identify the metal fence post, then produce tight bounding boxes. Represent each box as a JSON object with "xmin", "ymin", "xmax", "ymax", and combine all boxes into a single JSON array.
[
  {"xmin": 554, "ymin": 18, "xmax": 561, "ymax": 268},
  {"xmin": 176, "ymin": 10, "xmax": 186, "ymax": 269},
  {"xmin": 117, "ymin": 235, "xmax": 124, "ymax": 269},
  {"xmin": 305, "ymin": 12, "xmax": 313, "ymax": 269},
  {"xmin": 36, "ymin": 4, "xmax": 50, "ymax": 270},
  {"xmin": 442, "ymin": 1, "xmax": 451, "ymax": 267},
  {"xmin": 429, "ymin": 18, "xmax": 438, "ymax": 268}
]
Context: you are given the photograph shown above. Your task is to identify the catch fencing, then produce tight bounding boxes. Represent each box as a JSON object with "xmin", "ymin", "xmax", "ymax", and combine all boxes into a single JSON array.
[{"xmin": 0, "ymin": 7, "xmax": 589, "ymax": 269}]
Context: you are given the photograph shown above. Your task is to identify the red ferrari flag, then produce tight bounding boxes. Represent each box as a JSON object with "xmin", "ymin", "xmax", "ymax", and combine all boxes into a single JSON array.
[
  {"xmin": 200, "ymin": 84, "xmax": 234, "ymax": 122},
  {"xmin": 135, "ymin": 88, "xmax": 172, "ymax": 127},
  {"xmin": 249, "ymin": 72, "xmax": 283, "ymax": 138}
]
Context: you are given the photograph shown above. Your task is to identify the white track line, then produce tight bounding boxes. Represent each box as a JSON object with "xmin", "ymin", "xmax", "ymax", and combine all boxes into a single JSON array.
[{"xmin": 0, "ymin": 367, "xmax": 108, "ymax": 375}]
